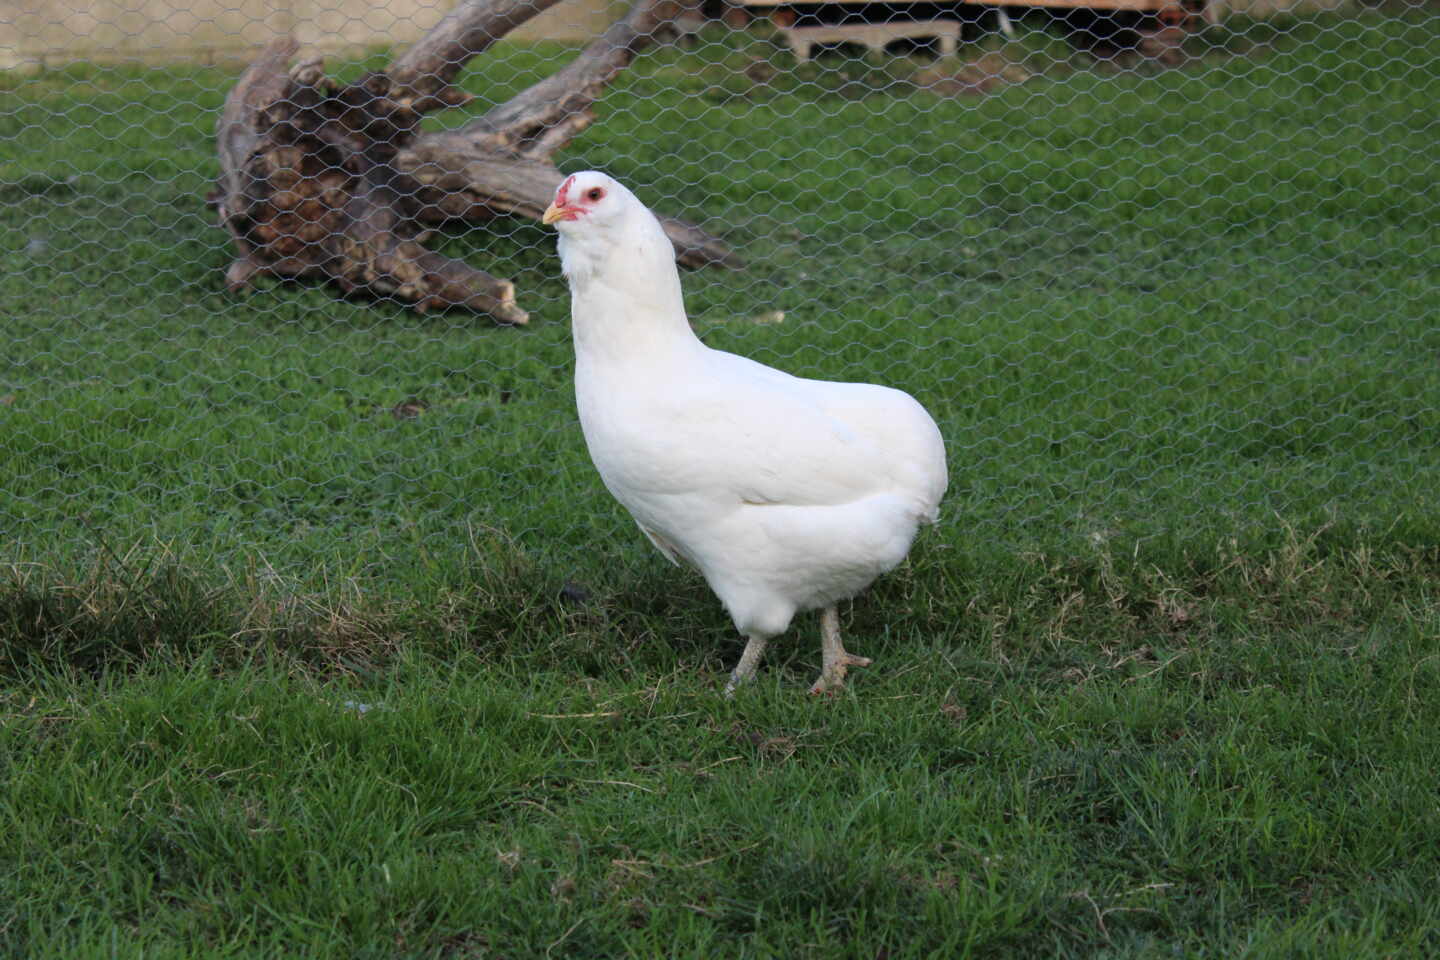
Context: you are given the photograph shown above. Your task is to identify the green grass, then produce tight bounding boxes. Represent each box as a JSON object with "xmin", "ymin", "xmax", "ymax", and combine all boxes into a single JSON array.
[{"xmin": 3, "ymin": 8, "xmax": 1440, "ymax": 956}]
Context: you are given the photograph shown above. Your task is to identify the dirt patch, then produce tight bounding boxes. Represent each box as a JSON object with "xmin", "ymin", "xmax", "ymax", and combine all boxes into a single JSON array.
[{"xmin": 913, "ymin": 50, "xmax": 1036, "ymax": 97}]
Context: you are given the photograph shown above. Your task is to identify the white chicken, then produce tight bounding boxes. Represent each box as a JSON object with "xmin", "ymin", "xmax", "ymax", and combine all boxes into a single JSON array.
[{"xmin": 543, "ymin": 172, "xmax": 947, "ymax": 694}]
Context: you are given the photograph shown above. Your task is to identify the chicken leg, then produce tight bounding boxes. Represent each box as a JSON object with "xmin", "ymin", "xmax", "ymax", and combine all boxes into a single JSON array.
[
  {"xmin": 724, "ymin": 634, "xmax": 769, "ymax": 696},
  {"xmin": 809, "ymin": 606, "xmax": 872, "ymax": 694}
]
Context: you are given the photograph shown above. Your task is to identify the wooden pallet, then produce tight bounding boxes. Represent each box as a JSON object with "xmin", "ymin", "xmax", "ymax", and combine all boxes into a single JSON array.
[
  {"xmin": 742, "ymin": 0, "xmax": 1211, "ymax": 62},
  {"xmin": 743, "ymin": 0, "xmax": 1188, "ymax": 10},
  {"xmin": 778, "ymin": 19, "xmax": 961, "ymax": 61}
]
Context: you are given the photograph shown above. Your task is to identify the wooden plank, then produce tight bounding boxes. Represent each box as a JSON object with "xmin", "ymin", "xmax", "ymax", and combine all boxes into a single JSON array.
[
  {"xmin": 778, "ymin": 20, "xmax": 961, "ymax": 61},
  {"xmin": 745, "ymin": 0, "xmax": 1175, "ymax": 9}
]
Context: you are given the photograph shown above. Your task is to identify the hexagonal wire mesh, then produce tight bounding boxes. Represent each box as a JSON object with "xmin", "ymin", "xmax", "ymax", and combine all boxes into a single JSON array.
[{"xmin": 2, "ymin": 0, "xmax": 1437, "ymax": 587}]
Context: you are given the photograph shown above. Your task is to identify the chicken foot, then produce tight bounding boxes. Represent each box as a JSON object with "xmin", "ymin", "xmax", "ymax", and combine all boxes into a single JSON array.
[
  {"xmin": 723, "ymin": 607, "xmax": 872, "ymax": 695},
  {"xmin": 809, "ymin": 606, "xmax": 871, "ymax": 694}
]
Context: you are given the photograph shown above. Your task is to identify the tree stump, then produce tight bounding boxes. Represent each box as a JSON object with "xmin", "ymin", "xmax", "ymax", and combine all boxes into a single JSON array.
[{"xmin": 210, "ymin": 0, "xmax": 739, "ymax": 325}]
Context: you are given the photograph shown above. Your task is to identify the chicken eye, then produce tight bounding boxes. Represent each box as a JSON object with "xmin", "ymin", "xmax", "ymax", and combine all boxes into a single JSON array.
[{"xmin": 586, "ymin": 187, "xmax": 605, "ymax": 202}]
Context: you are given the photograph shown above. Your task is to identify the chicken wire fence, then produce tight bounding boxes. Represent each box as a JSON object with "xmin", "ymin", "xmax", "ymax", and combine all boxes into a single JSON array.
[{"xmin": 3, "ymin": 0, "xmax": 1437, "ymax": 582}]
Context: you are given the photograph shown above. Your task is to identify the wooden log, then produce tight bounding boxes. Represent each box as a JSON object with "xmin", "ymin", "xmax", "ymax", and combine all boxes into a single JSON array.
[{"xmin": 209, "ymin": 0, "xmax": 738, "ymax": 324}]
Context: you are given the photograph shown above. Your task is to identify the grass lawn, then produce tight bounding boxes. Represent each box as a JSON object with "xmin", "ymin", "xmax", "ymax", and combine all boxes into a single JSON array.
[{"xmin": 3, "ymin": 8, "xmax": 1440, "ymax": 956}]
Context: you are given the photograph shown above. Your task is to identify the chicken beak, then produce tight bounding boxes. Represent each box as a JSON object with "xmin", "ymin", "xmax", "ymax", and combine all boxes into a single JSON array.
[{"xmin": 541, "ymin": 202, "xmax": 567, "ymax": 226}]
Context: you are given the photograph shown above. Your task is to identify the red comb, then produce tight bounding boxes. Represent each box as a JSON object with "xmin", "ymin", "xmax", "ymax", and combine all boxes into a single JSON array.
[{"xmin": 556, "ymin": 174, "xmax": 576, "ymax": 208}]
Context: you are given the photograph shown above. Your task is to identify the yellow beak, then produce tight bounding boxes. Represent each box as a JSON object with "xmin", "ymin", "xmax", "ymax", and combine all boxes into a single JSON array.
[{"xmin": 541, "ymin": 202, "xmax": 567, "ymax": 226}]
